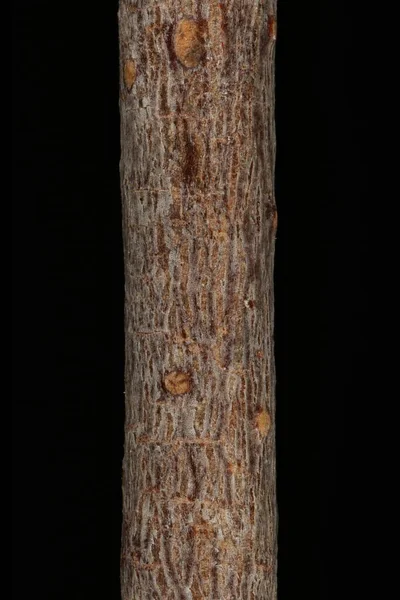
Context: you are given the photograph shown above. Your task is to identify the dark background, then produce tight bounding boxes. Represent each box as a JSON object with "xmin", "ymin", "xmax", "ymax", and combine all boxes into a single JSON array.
[{"xmin": 13, "ymin": 1, "xmax": 374, "ymax": 599}]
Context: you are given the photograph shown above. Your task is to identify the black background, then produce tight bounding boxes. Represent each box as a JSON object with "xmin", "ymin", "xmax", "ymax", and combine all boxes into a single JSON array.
[{"xmin": 13, "ymin": 1, "xmax": 374, "ymax": 599}]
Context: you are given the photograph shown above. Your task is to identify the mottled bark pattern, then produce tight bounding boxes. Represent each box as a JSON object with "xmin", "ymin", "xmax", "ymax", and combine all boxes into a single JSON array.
[{"xmin": 119, "ymin": 1, "xmax": 277, "ymax": 598}]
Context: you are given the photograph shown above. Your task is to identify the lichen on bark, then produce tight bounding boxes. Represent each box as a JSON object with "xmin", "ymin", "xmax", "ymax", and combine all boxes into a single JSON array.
[{"xmin": 119, "ymin": 1, "xmax": 277, "ymax": 598}]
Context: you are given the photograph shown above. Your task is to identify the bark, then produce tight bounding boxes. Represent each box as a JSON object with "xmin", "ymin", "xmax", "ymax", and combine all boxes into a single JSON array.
[{"xmin": 118, "ymin": 1, "xmax": 277, "ymax": 598}]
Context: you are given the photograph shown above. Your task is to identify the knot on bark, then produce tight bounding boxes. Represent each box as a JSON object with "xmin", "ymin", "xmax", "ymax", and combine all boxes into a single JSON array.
[
  {"xmin": 174, "ymin": 19, "xmax": 206, "ymax": 68},
  {"xmin": 123, "ymin": 60, "xmax": 136, "ymax": 92},
  {"xmin": 164, "ymin": 370, "xmax": 192, "ymax": 395}
]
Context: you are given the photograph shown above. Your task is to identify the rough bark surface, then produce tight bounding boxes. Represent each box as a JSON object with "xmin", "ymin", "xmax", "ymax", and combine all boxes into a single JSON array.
[{"xmin": 118, "ymin": 1, "xmax": 277, "ymax": 598}]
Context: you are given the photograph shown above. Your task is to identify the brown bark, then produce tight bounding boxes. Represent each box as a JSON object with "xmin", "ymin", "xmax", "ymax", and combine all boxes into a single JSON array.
[{"xmin": 118, "ymin": 1, "xmax": 277, "ymax": 598}]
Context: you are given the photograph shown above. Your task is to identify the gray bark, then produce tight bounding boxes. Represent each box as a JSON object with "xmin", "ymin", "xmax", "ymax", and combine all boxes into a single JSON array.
[{"xmin": 118, "ymin": 1, "xmax": 277, "ymax": 598}]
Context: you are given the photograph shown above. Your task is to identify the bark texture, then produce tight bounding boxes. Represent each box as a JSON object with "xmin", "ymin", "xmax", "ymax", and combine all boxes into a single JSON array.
[{"xmin": 119, "ymin": 1, "xmax": 277, "ymax": 598}]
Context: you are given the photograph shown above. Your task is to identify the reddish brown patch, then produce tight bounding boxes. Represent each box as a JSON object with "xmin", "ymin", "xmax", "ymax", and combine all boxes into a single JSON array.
[
  {"xmin": 163, "ymin": 370, "xmax": 192, "ymax": 395},
  {"xmin": 249, "ymin": 503, "xmax": 255, "ymax": 526},
  {"xmin": 156, "ymin": 220, "xmax": 168, "ymax": 270},
  {"xmin": 144, "ymin": 486, "xmax": 161, "ymax": 495},
  {"xmin": 257, "ymin": 562, "xmax": 273, "ymax": 573},
  {"xmin": 174, "ymin": 19, "xmax": 206, "ymax": 68},
  {"xmin": 272, "ymin": 208, "xmax": 278, "ymax": 232},
  {"xmin": 181, "ymin": 121, "xmax": 199, "ymax": 185},
  {"xmin": 267, "ymin": 15, "xmax": 277, "ymax": 41},
  {"xmin": 123, "ymin": 59, "xmax": 136, "ymax": 92},
  {"xmin": 191, "ymin": 520, "xmax": 214, "ymax": 539},
  {"xmin": 219, "ymin": 3, "xmax": 228, "ymax": 33},
  {"xmin": 227, "ymin": 462, "xmax": 236, "ymax": 474},
  {"xmin": 254, "ymin": 408, "xmax": 271, "ymax": 437}
]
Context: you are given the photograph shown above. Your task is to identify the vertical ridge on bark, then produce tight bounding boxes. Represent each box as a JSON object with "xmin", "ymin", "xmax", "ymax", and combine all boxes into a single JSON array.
[{"xmin": 119, "ymin": 1, "xmax": 277, "ymax": 598}]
